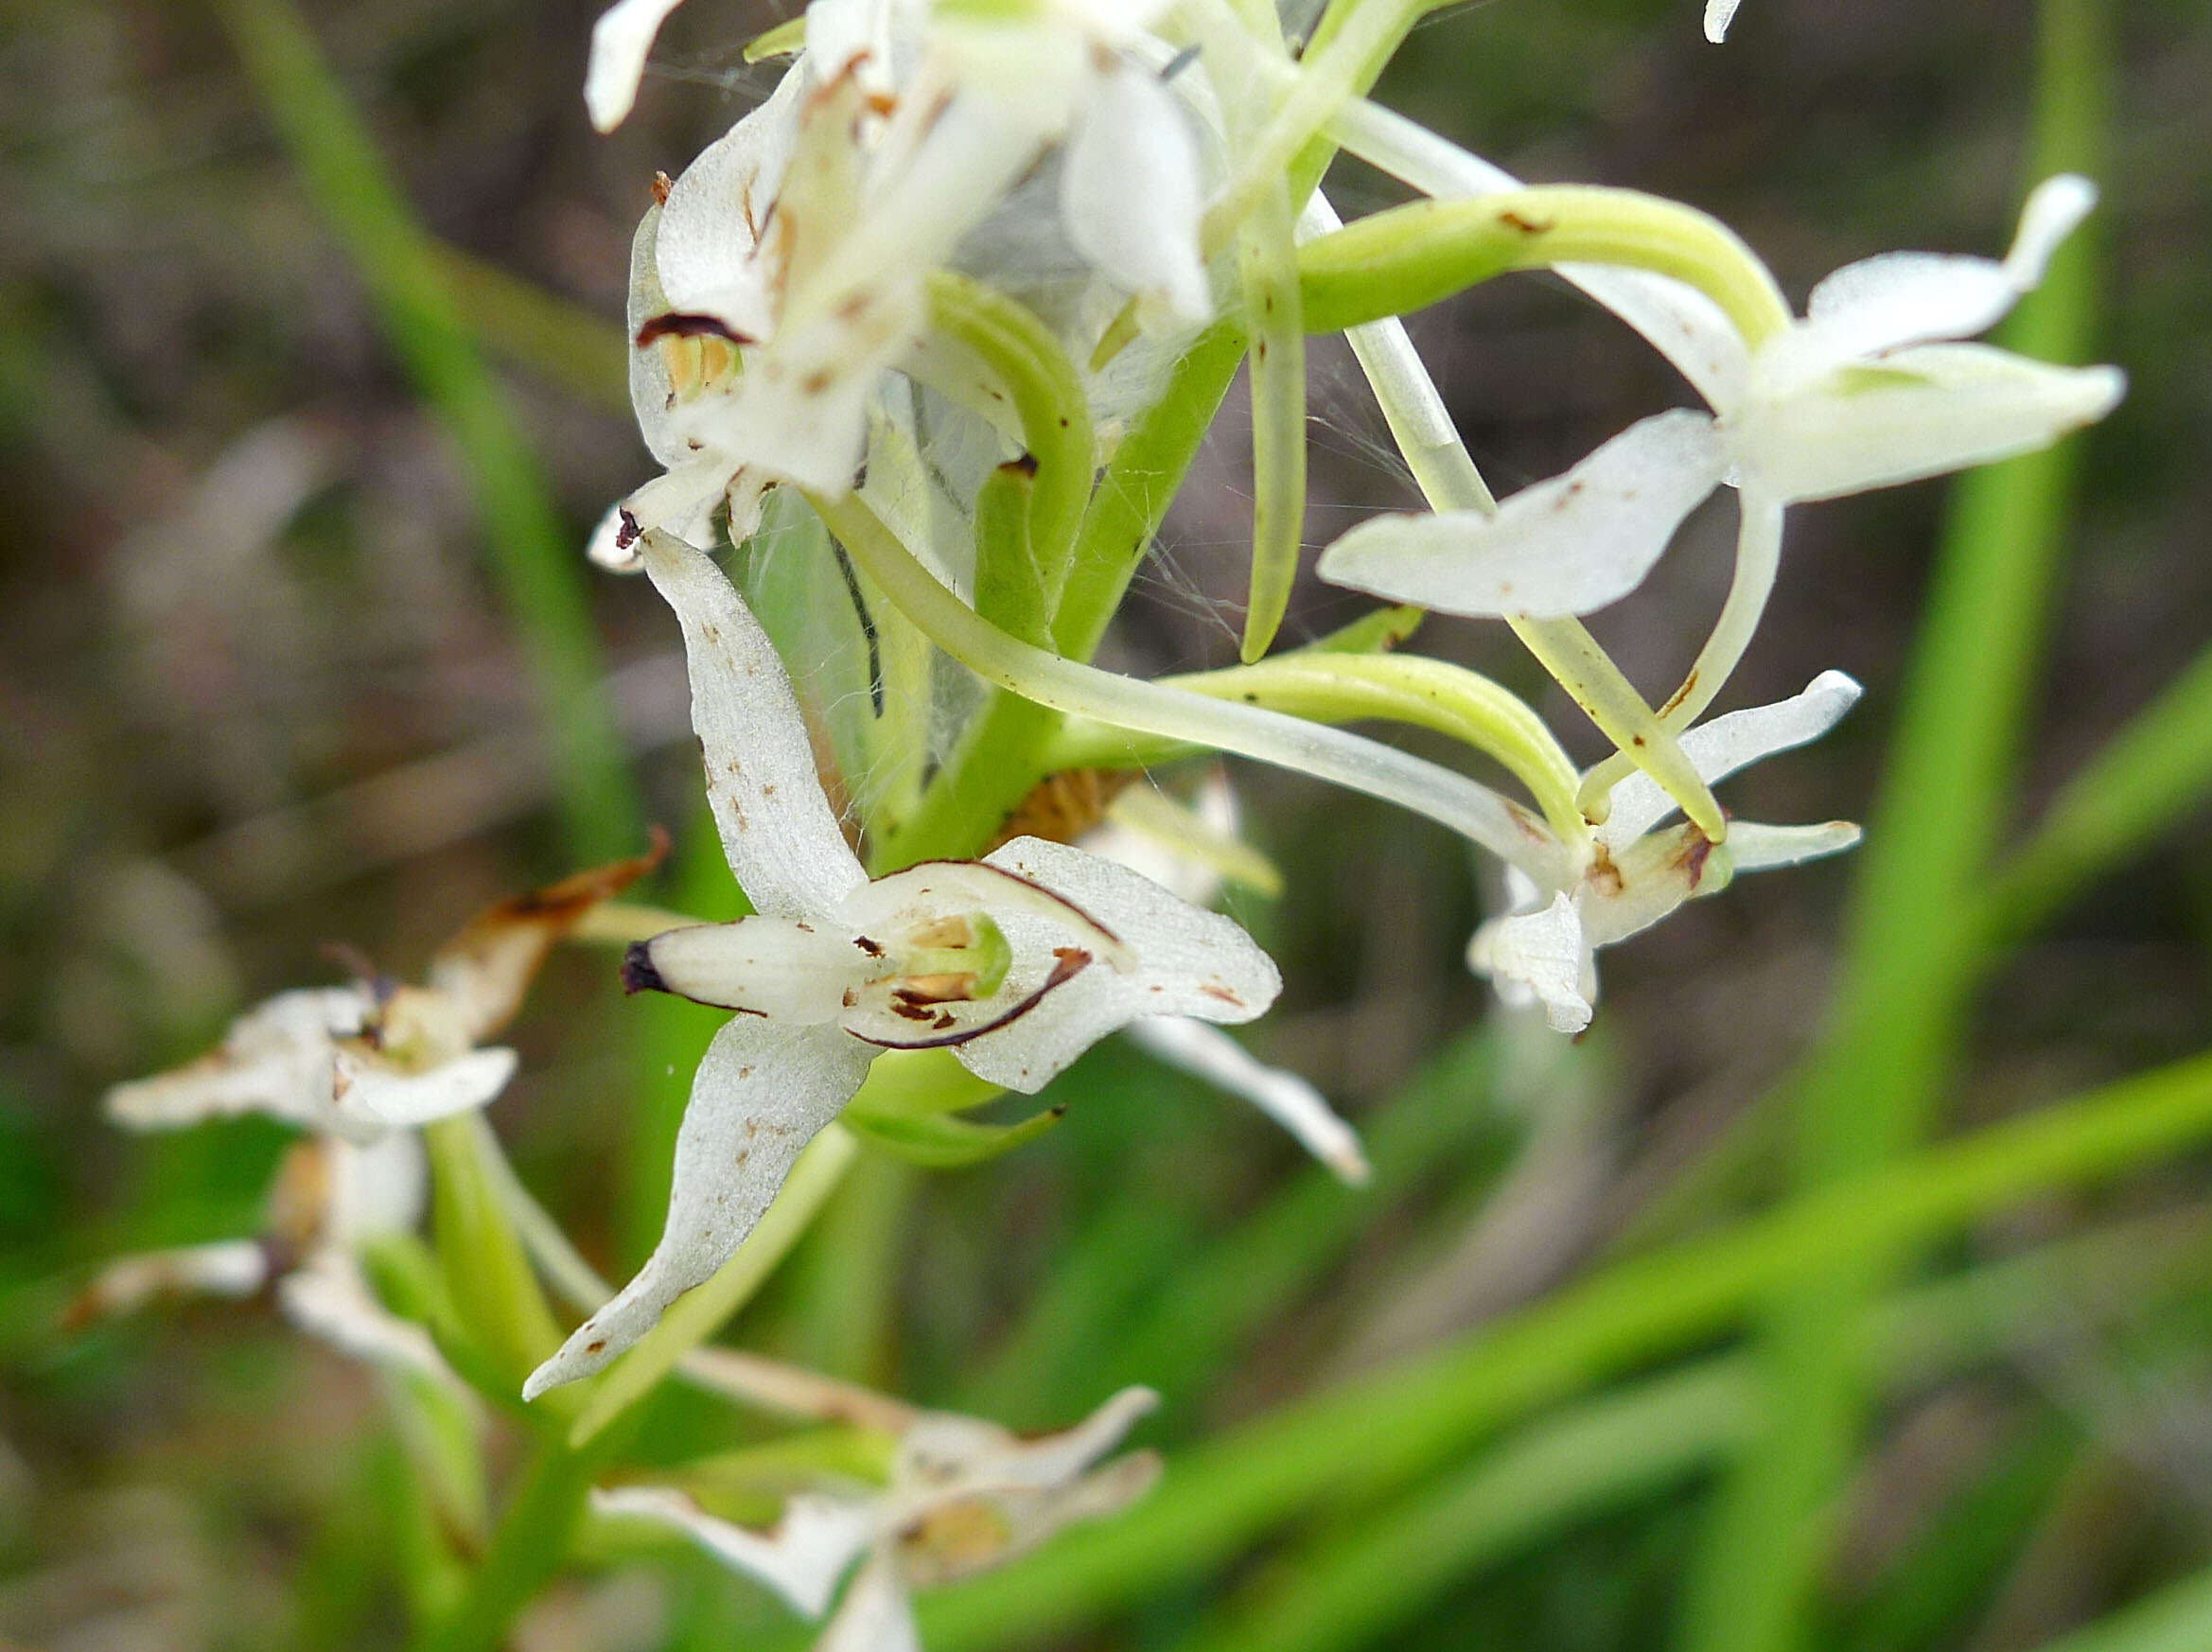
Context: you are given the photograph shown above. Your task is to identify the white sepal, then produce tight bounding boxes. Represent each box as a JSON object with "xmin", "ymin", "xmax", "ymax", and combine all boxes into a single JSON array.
[
  {"xmin": 593, "ymin": 1485, "xmax": 875, "ymax": 1617},
  {"xmin": 1060, "ymin": 63, "xmax": 1212, "ymax": 325},
  {"xmin": 586, "ymin": 0, "xmax": 692, "ymax": 131},
  {"xmin": 1126, "ymin": 1018, "xmax": 1368, "ymax": 1185},
  {"xmin": 1467, "ymin": 892, "xmax": 1594, "ymax": 1036},
  {"xmin": 524, "ymin": 1019, "xmax": 876, "ymax": 1398},
  {"xmin": 1315, "ymin": 410, "xmax": 1729, "ymax": 618}
]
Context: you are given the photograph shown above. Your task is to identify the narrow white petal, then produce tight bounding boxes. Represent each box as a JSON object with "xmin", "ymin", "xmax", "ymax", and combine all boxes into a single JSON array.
[
  {"xmin": 328, "ymin": 1134, "xmax": 429, "ymax": 1244},
  {"xmin": 1126, "ymin": 1017, "xmax": 1369, "ymax": 1184},
  {"xmin": 523, "ymin": 1019, "xmax": 875, "ymax": 1398},
  {"xmin": 587, "ymin": 0, "xmax": 691, "ymax": 132},
  {"xmin": 627, "ymin": 204, "xmax": 681, "ymax": 467},
  {"xmin": 641, "ymin": 533, "xmax": 869, "ymax": 920},
  {"xmin": 904, "ymin": 1386, "xmax": 1159, "ymax": 1497},
  {"xmin": 592, "ymin": 1486, "xmax": 875, "ymax": 1617},
  {"xmin": 1739, "ymin": 346, "xmax": 2125, "ymax": 503},
  {"xmin": 1724, "ymin": 819, "xmax": 1863, "ymax": 872},
  {"xmin": 817, "ymin": 1554, "xmax": 921, "ymax": 1652},
  {"xmin": 1466, "ymin": 893, "xmax": 1592, "ymax": 1035},
  {"xmin": 71, "ymin": 1241, "xmax": 271, "ymax": 1322},
  {"xmin": 277, "ymin": 1251, "xmax": 455, "ymax": 1384},
  {"xmin": 1061, "ymin": 66, "xmax": 1212, "ymax": 325},
  {"xmin": 1315, "ymin": 411, "xmax": 1728, "ymax": 618},
  {"xmin": 1703, "ymin": 0, "xmax": 1743, "ymax": 41},
  {"xmin": 104, "ymin": 987, "xmax": 366, "ymax": 1134},
  {"xmin": 1782, "ymin": 176, "xmax": 2099, "ymax": 378},
  {"xmin": 632, "ymin": 919, "xmax": 871, "ymax": 1020},
  {"xmin": 1599, "ymin": 670, "xmax": 1863, "ymax": 849},
  {"xmin": 951, "ymin": 838, "xmax": 1281, "ymax": 1093},
  {"xmin": 331, "ymin": 1047, "xmax": 518, "ymax": 1134},
  {"xmin": 654, "ymin": 71, "xmax": 808, "ymax": 329}
]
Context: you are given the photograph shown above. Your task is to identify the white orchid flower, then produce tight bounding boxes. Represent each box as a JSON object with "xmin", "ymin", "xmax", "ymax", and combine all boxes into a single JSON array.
[
  {"xmin": 69, "ymin": 1133, "xmax": 455, "ymax": 1385},
  {"xmin": 1471, "ymin": 672, "xmax": 1865, "ymax": 1034},
  {"xmin": 527, "ymin": 533, "xmax": 1280, "ymax": 1398},
  {"xmin": 596, "ymin": 1386, "xmax": 1160, "ymax": 1652},
  {"xmin": 105, "ymin": 850, "xmax": 659, "ymax": 1143},
  {"xmin": 1702, "ymin": 0, "xmax": 1742, "ymax": 43},
  {"xmin": 1317, "ymin": 176, "xmax": 2123, "ymax": 627}
]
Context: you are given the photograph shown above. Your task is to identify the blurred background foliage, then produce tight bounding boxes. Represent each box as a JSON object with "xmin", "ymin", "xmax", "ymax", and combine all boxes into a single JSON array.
[{"xmin": 4, "ymin": 0, "xmax": 2212, "ymax": 1647}]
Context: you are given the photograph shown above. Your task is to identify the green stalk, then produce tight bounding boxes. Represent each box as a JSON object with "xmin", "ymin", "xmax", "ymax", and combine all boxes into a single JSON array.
[
  {"xmin": 923, "ymin": 1042, "xmax": 2212, "ymax": 1649},
  {"xmin": 212, "ymin": 0, "xmax": 638, "ymax": 860},
  {"xmin": 1675, "ymin": 6, "xmax": 2111, "ymax": 1648},
  {"xmin": 1299, "ymin": 187, "xmax": 1792, "ymax": 347}
]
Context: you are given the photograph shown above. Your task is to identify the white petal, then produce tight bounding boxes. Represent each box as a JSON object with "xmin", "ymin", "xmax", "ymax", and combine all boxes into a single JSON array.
[
  {"xmin": 1466, "ymin": 893, "xmax": 1592, "ymax": 1035},
  {"xmin": 71, "ymin": 1241, "xmax": 271, "ymax": 1322},
  {"xmin": 949, "ymin": 838, "xmax": 1281, "ymax": 1093},
  {"xmin": 1779, "ymin": 176, "xmax": 2099, "ymax": 378},
  {"xmin": 330, "ymin": 1047, "xmax": 518, "ymax": 1134},
  {"xmin": 104, "ymin": 987, "xmax": 367, "ymax": 1134},
  {"xmin": 1724, "ymin": 819, "xmax": 1863, "ymax": 872},
  {"xmin": 327, "ymin": 1134, "xmax": 429, "ymax": 1245},
  {"xmin": 1578, "ymin": 823, "xmax": 1722, "ymax": 949},
  {"xmin": 1125, "ymin": 1017, "xmax": 1369, "ymax": 1185},
  {"xmin": 1060, "ymin": 65, "xmax": 1212, "ymax": 325},
  {"xmin": 818, "ymin": 1553, "xmax": 921, "ymax": 1652},
  {"xmin": 523, "ymin": 1019, "xmax": 875, "ymax": 1398},
  {"xmin": 631, "ymin": 919, "xmax": 872, "ymax": 1021},
  {"xmin": 628, "ymin": 204, "xmax": 682, "ymax": 468},
  {"xmin": 1703, "ymin": 0, "xmax": 1743, "ymax": 41},
  {"xmin": 641, "ymin": 532, "xmax": 869, "ymax": 920},
  {"xmin": 586, "ymin": 0, "xmax": 691, "ymax": 131},
  {"xmin": 899, "ymin": 1386, "xmax": 1158, "ymax": 1498},
  {"xmin": 277, "ymin": 1251, "xmax": 456, "ymax": 1384},
  {"xmin": 1739, "ymin": 346, "xmax": 2124, "ymax": 503},
  {"xmin": 654, "ymin": 72, "xmax": 807, "ymax": 330},
  {"xmin": 1315, "ymin": 411, "xmax": 1729, "ymax": 618},
  {"xmin": 592, "ymin": 1485, "xmax": 875, "ymax": 1617},
  {"xmin": 1599, "ymin": 669, "xmax": 1863, "ymax": 849}
]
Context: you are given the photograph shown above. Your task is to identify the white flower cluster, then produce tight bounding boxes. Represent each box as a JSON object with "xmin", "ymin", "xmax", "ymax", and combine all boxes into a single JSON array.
[{"xmin": 83, "ymin": 0, "xmax": 2127, "ymax": 1643}]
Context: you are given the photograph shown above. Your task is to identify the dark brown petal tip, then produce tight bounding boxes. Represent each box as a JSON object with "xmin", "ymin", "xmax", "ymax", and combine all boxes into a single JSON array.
[
  {"xmin": 635, "ymin": 312, "xmax": 757, "ymax": 348},
  {"xmin": 621, "ymin": 941, "xmax": 671, "ymax": 996}
]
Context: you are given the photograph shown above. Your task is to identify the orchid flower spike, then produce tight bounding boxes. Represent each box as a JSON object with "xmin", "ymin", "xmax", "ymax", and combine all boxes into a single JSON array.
[
  {"xmin": 68, "ymin": 1133, "xmax": 457, "ymax": 1385},
  {"xmin": 527, "ymin": 533, "xmax": 1280, "ymax": 1398},
  {"xmin": 105, "ymin": 848, "xmax": 659, "ymax": 1145},
  {"xmin": 1318, "ymin": 175, "xmax": 2123, "ymax": 650},
  {"xmin": 1472, "ymin": 673, "xmax": 1864, "ymax": 1034},
  {"xmin": 596, "ymin": 1387, "xmax": 1160, "ymax": 1652}
]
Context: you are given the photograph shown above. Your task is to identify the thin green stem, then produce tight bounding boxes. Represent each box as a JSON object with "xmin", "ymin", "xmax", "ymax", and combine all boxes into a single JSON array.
[
  {"xmin": 813, "ymin": 491, "xmax": 1570, "ymax": 880},
  {"xmin": 1045, "ymin": 653, "xmax": 1587, "ymax": 847},
  {"xmin": 1299, "ymin": 187, "xmax": 1792, "ymax": 349},
  {"xmin": 213, "ymin": 0, "xmax": 638, "ymax": 860}
]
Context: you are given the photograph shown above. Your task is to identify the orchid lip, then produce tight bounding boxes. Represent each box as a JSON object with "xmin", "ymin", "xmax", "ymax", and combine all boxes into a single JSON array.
[{"xmin": 844, "ymin": 946, "xmax": 1096, "ymax": 1053}]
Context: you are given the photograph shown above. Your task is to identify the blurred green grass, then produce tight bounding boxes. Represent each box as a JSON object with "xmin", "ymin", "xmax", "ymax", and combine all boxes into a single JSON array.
[{"xmin": 7, "ymin": 0, "xmax": 2212, "ymax": 1649}]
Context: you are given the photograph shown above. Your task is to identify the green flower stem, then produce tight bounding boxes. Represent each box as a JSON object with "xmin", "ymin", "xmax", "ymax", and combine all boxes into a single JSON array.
[
  {"xmin": 879, "ymin": 325, "xmax": 1250, "ymax": 872},
  {"xmin": 1237, "ymin": 174, "xmax": 1311, "ymax": 664},
  {"xmin": 212, "ymin": 0, "xmax": 639, "ymax": 862},
  {"xmin": 811, "ymin": 491, "xmax": 1570, "ymax": 878},
  {"xmin": 568, "ymin": 1123, "xmax": 861, "ymax": 1447},
  {"xmin": 1675, "ymin": 4, "xmax": 2111, "ymax": 1646},
  {"xmin": 413, "ymin": 1428, "xmax": 630, "ymax": 1652},
  {"xmin": 423, "ymin": 1115, "xmax": 563, "ymax": 1404},
  {"xmin": 971, "ymin": 460, "xmax": 1052, "ymax": 649},
  {"xmin": 1299, "ymin": 187, "xmax": 1792, "ymax": 349},
  {"xmin": 1043, "ymin": 653, "xmax": 1587, "ymax": 848},
  {"xmin": 920, "ymin": 272, "xmax": 1096, "ymax": 605},
  {"xmin": 924, "ymin": 1042, "xmax": 2212, "ymax": 1650}
]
